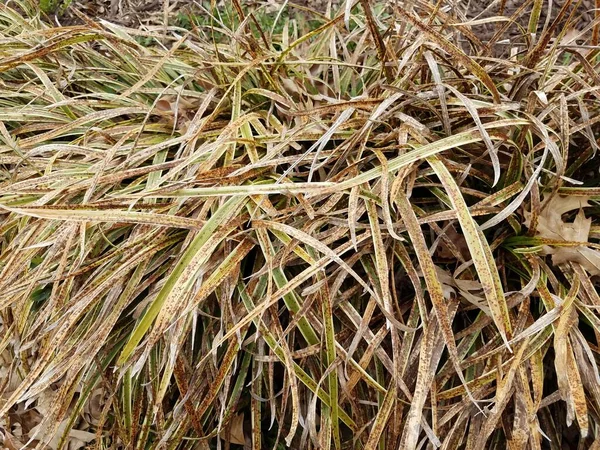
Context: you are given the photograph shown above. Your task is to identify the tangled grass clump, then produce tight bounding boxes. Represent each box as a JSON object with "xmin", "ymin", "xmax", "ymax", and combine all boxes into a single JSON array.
[{"xmin": 1, "ymin": 0, "xmax": 600, "ymax": 448}]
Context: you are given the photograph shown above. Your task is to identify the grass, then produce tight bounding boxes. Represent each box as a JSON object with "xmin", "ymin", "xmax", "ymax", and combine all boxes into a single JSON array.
[{"xmin": 1, "ymin": 0, "xmax": 600, "ymax": 448}]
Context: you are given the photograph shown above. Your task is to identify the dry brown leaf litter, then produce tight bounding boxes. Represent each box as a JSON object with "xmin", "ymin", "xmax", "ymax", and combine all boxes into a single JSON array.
[{"xmin": 526, "ymin": 195, "xmax": 600, "ymax": 275}]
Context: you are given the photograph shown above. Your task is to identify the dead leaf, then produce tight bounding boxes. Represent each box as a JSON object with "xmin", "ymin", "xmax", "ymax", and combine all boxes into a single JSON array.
[
  {"xmin": 219, "ymin": 413, "xmax": 246, "ymax": 446},
  {"xmin": 155, "ymin": 95, "xmax": 199, "ymax": 132},
  {"xmin": 526, "ymin": 195, "xmax": 600, "ymax": 275},
  {"xmin": 28, "ymin": 419, "xmax": 95, "ymax": 450},
  {"xmin": 435, "ymin": 266, "xmax": 490, "ymax": 315},
  {"xmin": 435, "ymin": 224, "xmax": 470, "ymax": 261},
  {"xmin": 82, "ymin": 388, "xmax": 105, "ymax": 426},
  {"xmin": 1, "ymin": 430, "xmax": 27, "ymax": 450}
]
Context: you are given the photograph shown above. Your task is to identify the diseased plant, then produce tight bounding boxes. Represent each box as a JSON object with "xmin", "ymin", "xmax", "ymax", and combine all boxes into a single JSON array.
[{"xmin": 1, "ymin": 0, "xmax": 600, "ymax": 449}]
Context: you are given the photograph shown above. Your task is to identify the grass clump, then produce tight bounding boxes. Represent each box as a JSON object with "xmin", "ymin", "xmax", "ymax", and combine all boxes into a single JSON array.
[
  {"xmin": 1, "ymin": 0, "xmax": 600, "ymax": 448},
  {"xmin": 38, "ymin": 0, "xmax": 72, "ymax": 14}
]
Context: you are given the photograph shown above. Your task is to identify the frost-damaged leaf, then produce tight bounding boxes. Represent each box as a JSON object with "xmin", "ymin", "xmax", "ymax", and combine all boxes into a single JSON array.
[
  {"xmin": 364, "ymin": 382, "xmax": 396, "ymax": 450},
  {"xmin": 394, "ymin": 5, "xmax": 500, "ymax": 103},
  {"xmin": 424, "ymin": 52, "xmax": 451, "ymax": 137},
  {"xmin": 399, "ymin": 306, "xmax": 455, "ymax": 450},
  {"xmin": 19, "ymin": 107, "xmax": 148, "ymax": 148},
  {"xmin": 396, "ymin": 191, "xmax": 477, "ymax": 405},
  {"xmin": 319, "ymin": 279, "xmax": 341, "ymax": 450},
  {"xmin": 479, "ymin": 144, "xmax": 549, "ymax": 231},
  {"xmin": 475, "ymin": 339, "xmax": 530, "ymax": 447},
  {"xmin": 344, "ymin": 0, "xmax": 355, "ymax": 29},
  {"xmin": 371, "ymin": 148, "xmax": 404, "ymax": 242},
  {"xmin": 0, "ymin": 232, "xmax": 171, "ymax": 417},
  {"xmin": 359, "ymin": 0, "xmax": 392, "ymax": 82},
  {"xmin": 194, "ymin": 335, "xmax": 248, "ymax": 425},
  {"xmin": 554, "ymin": 275, "xmax": 588, "ymax": 436},
  {"xmin": 0, "ymin": 32, "xmax": 108, "ymax": 72},
  {"xmin": 214, "ymin": 233, "xmax": 376, "ymax": 360},
  {"xmin": 365, "ymin": 199, "xmax": 395, "ymax": 328},
  {"xmin": 257, "ymin": 229, "xmax": 319, "ymax": 347},
  {"xmin": 327, "ymin": 120, "xmax": 528, "ymax": 193},
  {"xmin": 428, "ymin": 155, "xmax": 512, "ymax": 344},
  {"xmin": 0, "ymin": 205, "xmax": 202, "ymax": 230},
  {"xmin": 2, "ymin": 1, "xmax": 600, "ymax": 446},
  {"xmin": 147, "ymin": 237, "xmax": 254, "ymax": 349},
  {"xmin": 119, "ymin": 34, "xmax": 188, "ymax": 100},
  {"xmin": 443, "ymin": 83, "xmax": 500, "ymax": 186},
  {"xmin": 253, "ymin": 220, "xmax": 414, "ymax": 333},
  {"xmin": 237, "ymin": 283, "xmax": 357, "ymax": 431},
  {"xmin": 524, "ymin": 0, "xmax": 576, "ymax": 69},
  {"xmin": 307, "ymin": 107, "xmax": 355, "ymax": 182},
  {"xmin": 566, "ymin": 339, "xmax": 589, "ymax": 437},
  {"xmin": 253, "ymin": 220, "xmax": 378, "ymax": 303},
  {"xmin": 118, "ymin": 196, "xmax": 247, "ymax": 364},
  {"xmin": 153, "ymin": 182, "xmax": 336, "ymax": 198},
  {"xmin": 348, "ymin": 185, "xmax": 361, "ymax": 250}
]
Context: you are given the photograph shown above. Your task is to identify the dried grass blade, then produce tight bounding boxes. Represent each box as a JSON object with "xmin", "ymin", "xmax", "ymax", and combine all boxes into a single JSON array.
[
  {"xmin": 118, "ymin": 196, "xmax": 246, "ymax": 364},
  {"xmin": 394, "ymin": 6, "xmax": 500, "ymax": 103},
  {"xmin": 395, "ymin": 190, "xmax": 476, "ymax": 403},
  {"xmin": 428, "ymin": 155, "xmax": 512, "ymax": 344}
]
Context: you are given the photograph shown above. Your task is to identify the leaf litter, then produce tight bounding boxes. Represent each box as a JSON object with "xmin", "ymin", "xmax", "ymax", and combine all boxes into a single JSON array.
[{"xmin": 526, "ymin": 195, "xmax": 600, "ymax": 275}]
